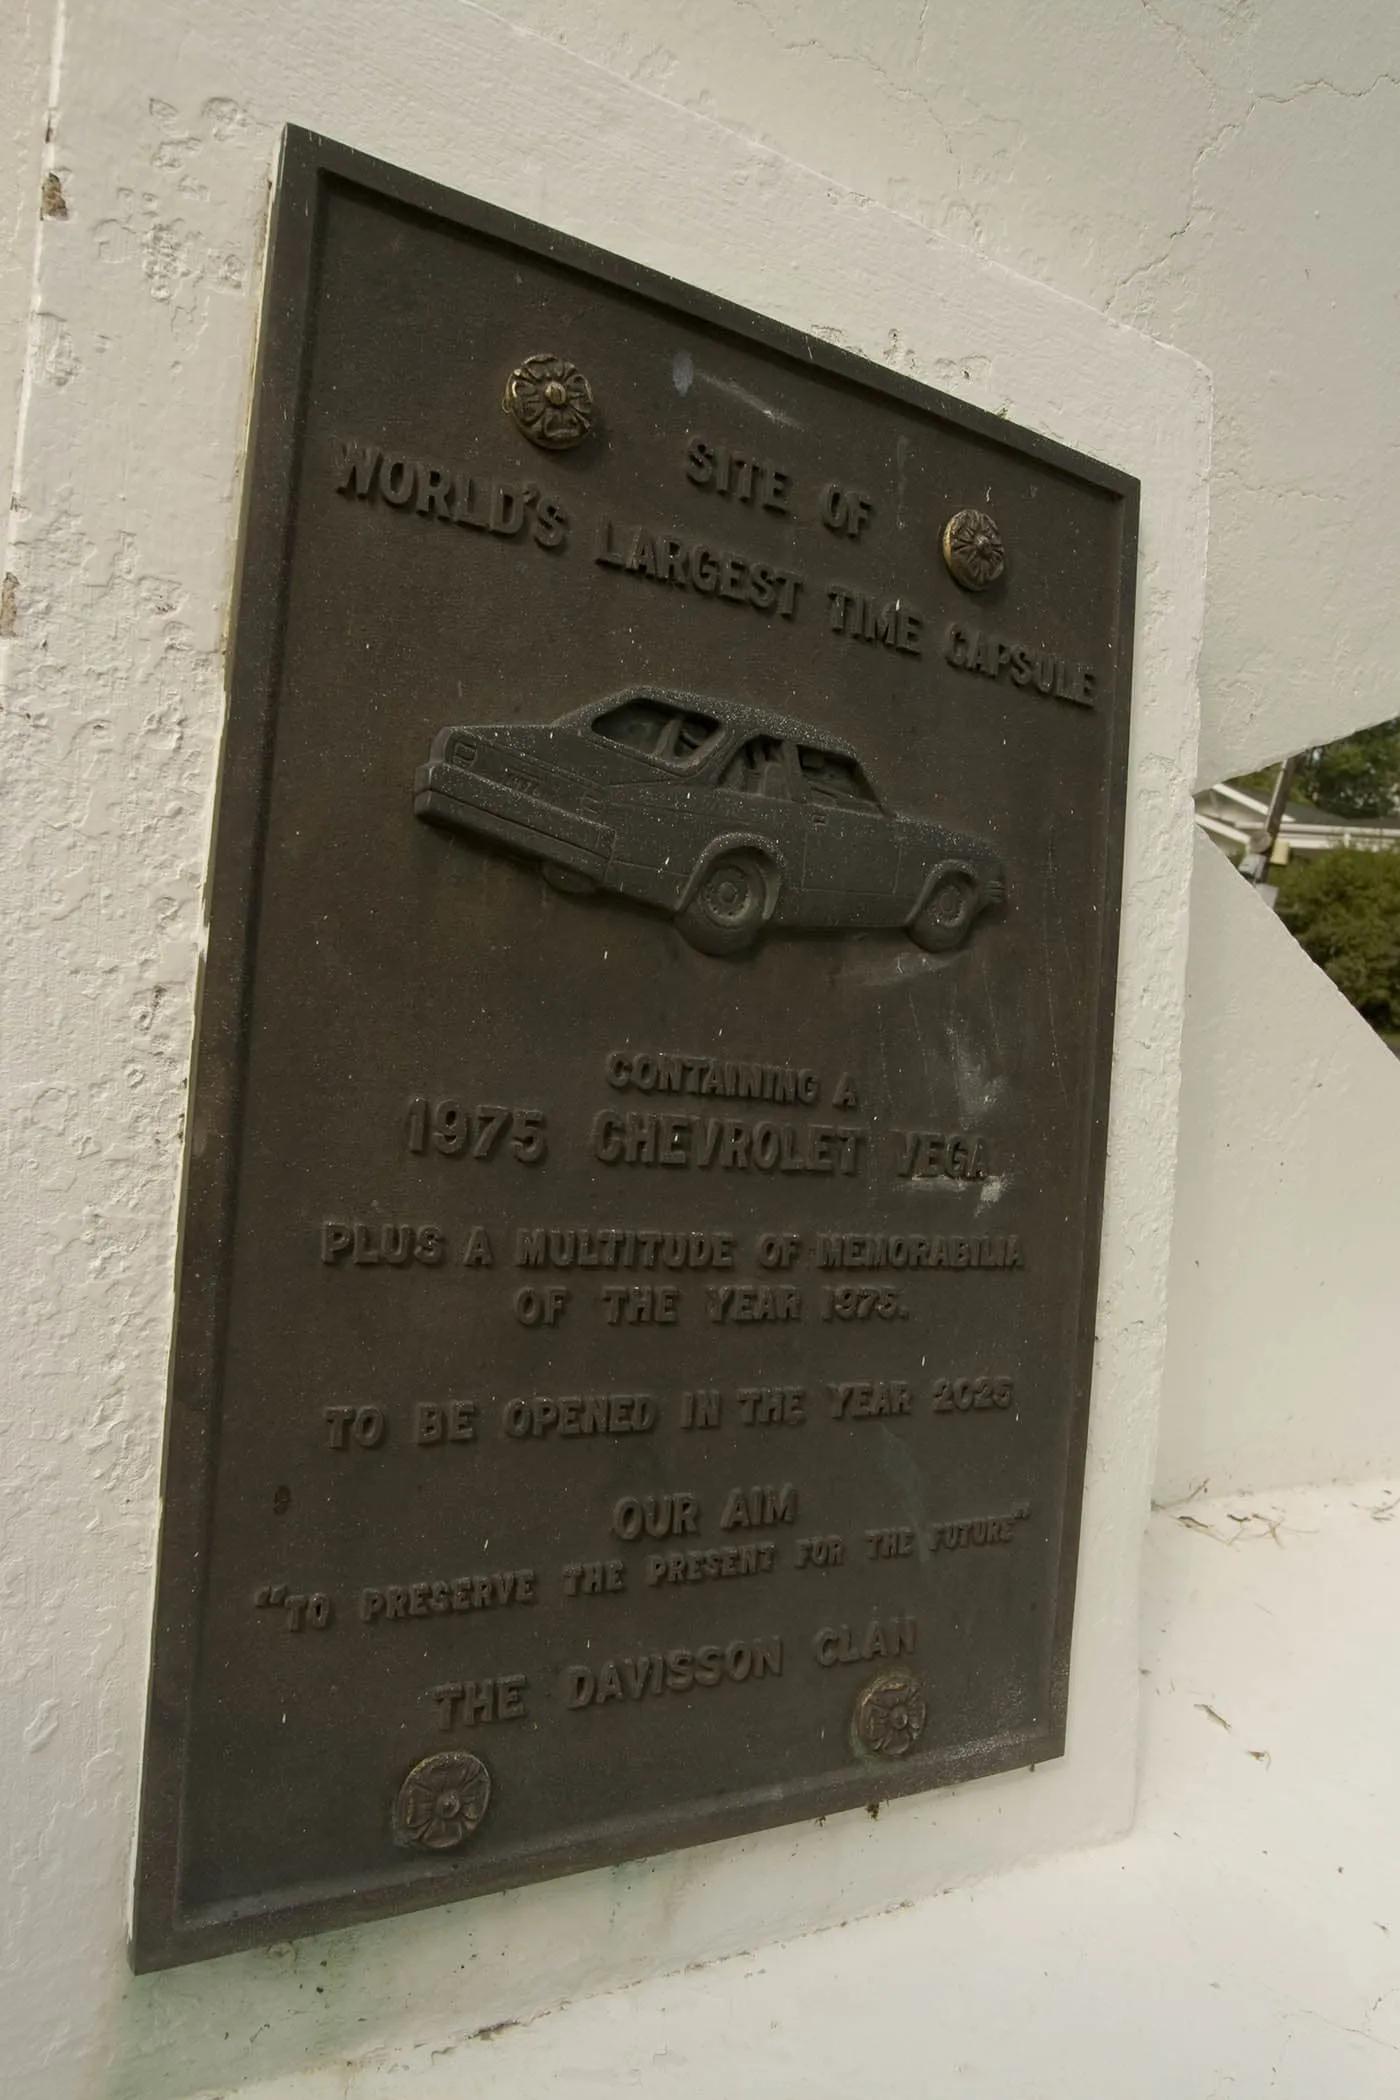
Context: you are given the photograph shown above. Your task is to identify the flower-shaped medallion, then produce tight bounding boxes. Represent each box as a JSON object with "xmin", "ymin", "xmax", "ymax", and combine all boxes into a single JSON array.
[
  {"xmin": 941, "ymin": 508, "xmax": 1005, "ymax": 591},
  {"xmin": 393, "ymin": 1750, "xmax": 492, "ymax": 1850},
  {"xmin": 853, "ymin": 1669, "xmax": 928, "ymax": 1759},
  {"xmin": 503, "ymin": 354, "xmax": 595, "ymax": 451}
]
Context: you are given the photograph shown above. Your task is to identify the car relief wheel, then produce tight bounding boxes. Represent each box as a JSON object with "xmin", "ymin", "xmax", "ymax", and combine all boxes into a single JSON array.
[
  {"xmin": 676, "ymin": 851, "xmax": 773, "ymax": 956},
  {"xmin": 908, "ymin": 866, "xmax": 983, "ymax": 953}
]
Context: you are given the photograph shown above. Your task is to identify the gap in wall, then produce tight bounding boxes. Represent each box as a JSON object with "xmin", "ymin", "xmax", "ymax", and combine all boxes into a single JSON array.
[{"xmin": 1196, "ymin": 716, "xmax": 1400, "ymax": 1052}]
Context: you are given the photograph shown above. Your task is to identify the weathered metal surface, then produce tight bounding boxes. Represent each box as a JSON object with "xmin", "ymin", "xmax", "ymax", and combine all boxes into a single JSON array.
[{"xmin": 132, "ymin": 126, "xmax": 1139, "ymax": 1971}]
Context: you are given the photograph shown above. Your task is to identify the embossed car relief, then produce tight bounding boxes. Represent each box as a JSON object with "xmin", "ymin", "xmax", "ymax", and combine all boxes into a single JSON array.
[
  {"xmin": 133, "ymin": 129, "xmax": 1137, "ymax": 1970},
  {"xmin": 414, "ymin": 690, "xmax": 1005, "ymax": 956}
]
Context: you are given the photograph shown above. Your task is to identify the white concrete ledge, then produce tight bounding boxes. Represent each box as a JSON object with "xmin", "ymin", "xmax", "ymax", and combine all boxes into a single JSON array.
[{"xmin": 227, "ymin": 1479, "xmax": 1400, "ymax": 2097}]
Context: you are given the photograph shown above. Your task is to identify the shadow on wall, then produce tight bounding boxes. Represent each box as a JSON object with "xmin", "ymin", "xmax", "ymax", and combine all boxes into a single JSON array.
[{"xmin": 1195, "ymin": 716, "xmax": 1400, "ymax": 1052}]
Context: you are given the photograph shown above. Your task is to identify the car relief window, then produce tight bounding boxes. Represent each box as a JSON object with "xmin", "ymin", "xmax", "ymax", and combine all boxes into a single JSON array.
[
  {"xmin": 798, "ymin": 746, "xmax": 879, "ymax": 808},
  {"xmin": 592, "ymin": 700, "xmax": 720, "ymax": 766},
  {"xmin": 593, "ymin": 699, "xmax": 673, "ymax": 755},
  {"xmin": 671, "ymin": 710, "xmax": 721, "ymax": 762},
  {"xmin": 720, "ymin": 737, "xmax": 792, "ymax": 798}
]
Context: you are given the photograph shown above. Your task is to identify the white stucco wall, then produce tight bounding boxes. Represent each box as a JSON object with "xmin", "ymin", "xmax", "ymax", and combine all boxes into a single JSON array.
[
  {"xmin": 1155, "ymin": 833, "xmax": 1400, "ymax": 1501},
  {"xmin": 1, "ymin": 0, "xmax": 1396, "ymax": 2094},
  {"xmin": 0, "ymin": 0, "xmax": 56, "ymax": 538},
  {"xmin": 501, "ymin": 0, "xmax": 1400, "ymax": 790}
]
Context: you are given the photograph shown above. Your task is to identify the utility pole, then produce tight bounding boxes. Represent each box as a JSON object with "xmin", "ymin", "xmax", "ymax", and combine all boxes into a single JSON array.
[{"xmin": 1239, "ymin": 753, "xmax": 1299, "ymax": 905}]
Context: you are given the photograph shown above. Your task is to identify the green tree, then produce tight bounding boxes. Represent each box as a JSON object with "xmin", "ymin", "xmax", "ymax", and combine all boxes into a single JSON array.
[
  {"xmin": 1294, "ymin": 718, "xmax": 1400, "ymax": 819},
  {"xmin": 1277, "ymin": 847, "xmax": 1400, "ymax": 1031}
]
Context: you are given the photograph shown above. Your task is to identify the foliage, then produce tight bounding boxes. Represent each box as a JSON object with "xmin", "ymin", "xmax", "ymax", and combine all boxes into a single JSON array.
[
  {"xmin": 1276, "ymin": 848, "xmax": 1400, "ymax": 1031},
  {"xmin": 1294, "ymin": 718, "xmax": 1400, "ymax": 820},
  {"xmin": 1227, "ymin": 720, "xmax": 1400, "ymax": 820}
]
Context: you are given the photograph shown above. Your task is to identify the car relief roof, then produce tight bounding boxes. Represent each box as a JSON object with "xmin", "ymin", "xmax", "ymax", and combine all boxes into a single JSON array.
[{"xmin": 560, "ymin": 688, "xmax": 864, "ymax": 762}]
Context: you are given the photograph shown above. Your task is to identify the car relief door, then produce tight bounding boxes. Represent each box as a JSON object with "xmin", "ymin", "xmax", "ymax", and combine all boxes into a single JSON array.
[
  {"xmin": 704, "ymin": 735, "xmax": 808, "ymax": 899},
  {"xmin": 584, "ymin": 700, "xmax": 721, "ymax": 910},
  {"xmin": 795, "ymin": 745, "xmax": 902, "ymax": 925}
]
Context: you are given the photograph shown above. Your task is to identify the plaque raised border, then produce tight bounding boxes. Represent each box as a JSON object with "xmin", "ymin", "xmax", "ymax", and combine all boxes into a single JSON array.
[{"xmin": 132, "ymin": 126, "xmax": 1138, "ymax": 1971}]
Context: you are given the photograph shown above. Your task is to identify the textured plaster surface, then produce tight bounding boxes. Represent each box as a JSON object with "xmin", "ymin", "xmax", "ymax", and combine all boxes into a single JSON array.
[
  {"xmin": 0, "ymin": 1, "xmax": 1204, "ymax": 2092},
  {"xmin": 1157, "ymin": 833, "xmax": 1400, "ymax": 1501},
  {"xmin": 199, "ymin": 1480, "xmax": 1400, "ymax": 2098},
  {"xmin": 494, "ymin": 0, "xmax": 1400, "ymax": 789},
  {"xmin": 0, "ymin": 0, "xmax": 59, "ymax": 516}
]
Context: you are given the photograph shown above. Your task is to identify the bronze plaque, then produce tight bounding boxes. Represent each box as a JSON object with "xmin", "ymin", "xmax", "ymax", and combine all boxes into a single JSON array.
[{"xmin": 133, "ymin": 128, "xmax": 1138, "ymax": 1970}]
